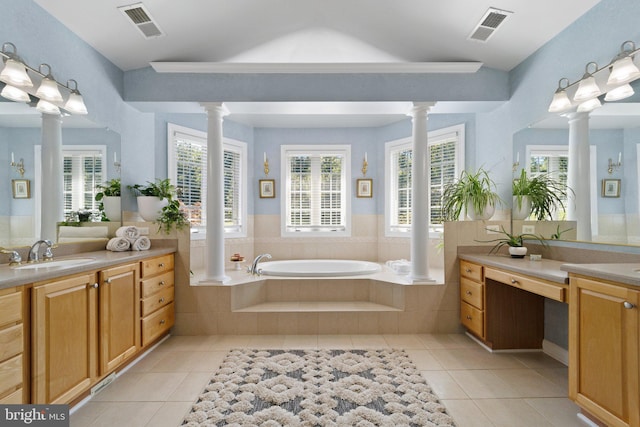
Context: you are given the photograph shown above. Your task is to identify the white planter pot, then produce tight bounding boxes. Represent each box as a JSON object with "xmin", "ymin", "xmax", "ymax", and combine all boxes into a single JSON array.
[
  {"xmin": 102, "ymin": 196, "xmax": 121, "ymax": 222},
  {"xmin": 137, "ymin": 196, "xmax": 168, "ymax": 221},
  {"xmin": 466, "ymin": 201, "xmax": 496, "ymax": 221},
  {"xmin": 512, "ymin": 196, "xmax": 531, "ymax": 220},
  {"xmin": 508, "ymin": 246, "xmax": 527, "ymax": 258}
]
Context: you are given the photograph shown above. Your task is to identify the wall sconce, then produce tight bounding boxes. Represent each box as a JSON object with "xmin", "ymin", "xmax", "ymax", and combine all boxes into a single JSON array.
[
  {"xmin": 362, "ymin": 152, "xmax": 368, "ymax": 176},
  {"xmin": 113, "ymin": 152, "xmax": 121, "ymax": 174},
  {"xmin": 10, "ymin": 152, "xmax": 25, "ymax": 177},
  {"xmin": 608, "ymin": 152, "xmax": 622, "ymax": 174},
  {"xmin": 0, "ymin": 41, "xmax": 88, "ymax": 115},
  {"xmin": 263, "ymin": 152, "xmax": 269, "ymax": 176},
  {"xmin": 548, "ymin": 40, "xmax": 640, "ymax": 114},
  {"xmin": 512, "ymin": 152, "xmax": 520, "ymax": 172}
]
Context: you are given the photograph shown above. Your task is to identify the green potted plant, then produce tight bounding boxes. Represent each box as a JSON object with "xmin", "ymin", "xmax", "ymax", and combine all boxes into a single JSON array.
[
  {"xmin": 512, "ymin": 169, "xmax": 570, "ymax": 220},
  {"xmin": 95, "ymin": 178, "xmax": 121, "ymax": 221},
  {"xmin": 442, "ymin": 168, "xmax": 502, "ymax": 221},
  {"xmin": 128, "ymin": 178, "xmax": 189, "ymax": 233},
  {"xmin": 479, "ymin": 225, "xmax": 548, "ymax": 258}
]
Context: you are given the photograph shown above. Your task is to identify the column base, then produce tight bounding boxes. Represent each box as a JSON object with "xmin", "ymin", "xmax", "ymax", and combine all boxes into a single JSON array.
[
  {"xmin": 199, "ymin": 275, "xmax": 229, "ymax": 285},
  {"xmin": 409, "ymin": 274, "xmax": 437, "ymax": 283}
]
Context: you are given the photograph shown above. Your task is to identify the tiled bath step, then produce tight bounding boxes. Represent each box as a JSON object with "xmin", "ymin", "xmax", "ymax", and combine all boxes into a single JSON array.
[{"xmin": 234, "ymin": 301, "xmax": 401, "ymax": 313}]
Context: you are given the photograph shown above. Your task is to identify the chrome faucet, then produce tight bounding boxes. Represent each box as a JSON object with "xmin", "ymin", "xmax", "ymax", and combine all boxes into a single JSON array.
[
  {"xmin": 28, "ymin": 240, "xmax": 54, "ymax": 263},
  {"xmin": 0, "ymin": 248, "xmax": 22, "ymax": 266},
  {"xmin": 248, "ymin": 253, "xmax": 271, "ymax": 275}
]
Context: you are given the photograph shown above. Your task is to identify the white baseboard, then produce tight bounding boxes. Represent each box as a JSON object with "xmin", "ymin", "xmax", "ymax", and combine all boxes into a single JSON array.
[
  {"xmin": 542, "ymin": 339, "xmax": 568, "ymax": 366},
  {"xmin": 576, "ymin": 413, "xmax": 601, "ymax": 427}
]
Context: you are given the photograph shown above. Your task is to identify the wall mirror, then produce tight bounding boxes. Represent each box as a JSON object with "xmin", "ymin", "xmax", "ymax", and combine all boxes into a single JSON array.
[
  {"xmin": 0, "ymin": 101, "xmax": 121, "ymax": 249},
  {"xmin": 513, "ymin": 99, "xmax": 640, "ymax": 246}
]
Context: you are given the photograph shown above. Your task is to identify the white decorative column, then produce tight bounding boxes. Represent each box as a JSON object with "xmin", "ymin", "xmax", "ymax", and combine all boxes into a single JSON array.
[
  {"xmin": 566, "ymin": 112, "xmax": 592, "ymax": 241},
  {"xmin": 409, "ymin": 102, "xmax": 436, "ymax": 282},
  {"xmin": 201, "ymin": 103, "xmax": 228, "ymax": 283},
  {"xmin": 40, "ymin": 113, "xmax": 63, "ymax": 241}
]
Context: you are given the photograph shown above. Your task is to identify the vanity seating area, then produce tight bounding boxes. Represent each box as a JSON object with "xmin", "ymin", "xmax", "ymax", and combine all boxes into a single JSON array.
[{"xmin": 0, "ymin": 242, "xmax": 177, "ymax": 407}]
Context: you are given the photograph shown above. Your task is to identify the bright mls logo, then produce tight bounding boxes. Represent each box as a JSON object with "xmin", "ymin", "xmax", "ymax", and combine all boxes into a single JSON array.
[{"xmin": 1, "ymin": 405, "xmax": 69, "ymax": 426}]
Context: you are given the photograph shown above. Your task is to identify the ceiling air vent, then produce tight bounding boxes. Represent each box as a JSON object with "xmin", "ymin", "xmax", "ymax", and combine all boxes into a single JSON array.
[
  {"xmin": 118, "ymin": 3, "xmax": 164, "ymax": 39},
  {"xmin": 468, "ymin": 7, "xmax": 513, "ymax": 42}
]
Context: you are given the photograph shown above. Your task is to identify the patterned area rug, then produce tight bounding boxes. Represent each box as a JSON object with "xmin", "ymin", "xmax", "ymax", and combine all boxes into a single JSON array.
[{"xmin": 182, "ymin": 349, "xmax": 456, "ymax": 426}]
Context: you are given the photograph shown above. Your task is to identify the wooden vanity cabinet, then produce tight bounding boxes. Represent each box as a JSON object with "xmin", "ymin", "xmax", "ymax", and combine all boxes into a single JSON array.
[
  {"xmin": 569, "ymin": 275, "xmax": 639, "ymax": 427},
  {"xmin": 459, "ymin": 260, "xmax": 485, "ymax": 339},
  {"xmin": 140, "ymin": 254, "xmax": 175, "ymax": 346},
  {"xmin": 0, "ymin": 286, "xmax": 27, "ymax": 403}
]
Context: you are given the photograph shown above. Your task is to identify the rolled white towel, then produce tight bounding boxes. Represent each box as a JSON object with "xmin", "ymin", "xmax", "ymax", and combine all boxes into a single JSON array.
[
  {"xmin": 106, "ymin": 237, "xmax": 131, "ymax": 252},
  {"xmin": 115, "ymin": 226, "xmax": 140, "ymax": 239},
  {"xmin": 131, "ymin": 236, "xmax": 151, "ymax": 251}
]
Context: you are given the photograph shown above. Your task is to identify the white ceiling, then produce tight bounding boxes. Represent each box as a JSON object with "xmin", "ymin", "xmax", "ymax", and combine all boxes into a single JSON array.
[{"xmin": 25, "ymin": 1, "xmax": 603, "ymax": 128}]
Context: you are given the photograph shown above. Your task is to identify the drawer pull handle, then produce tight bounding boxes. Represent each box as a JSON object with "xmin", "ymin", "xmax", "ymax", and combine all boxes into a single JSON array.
[
  {"xmin": 90, "ymin": 283, "xmax": 99, "ymax": 289},
  {"xmin": 623, "ymin": 301, "xmax": 636, "ymax": 309},
  {"xmin": 159, "ymin": 263, "xmax": 165, "ymax": 268},
  {"xmin": 160, "ymin": 319, "xmax": 166, "ymax": 325},
  {"xmin": 159, "ymin": 297, "xmax": 165, "ymax": 303},
  {"xmin": 159, "ymin": 281, "xmax": 166, "ymax": 286},
  {"xmin": 511, "ymin": 279, "xmax": 519, "ymax": 285},
  {"xmin": 465, "ymin": 290, "xmax": 472, "ymax": 295},
  {"xmin": 465, "ymin": 315, "xmax": 472, "ymax": 320}
]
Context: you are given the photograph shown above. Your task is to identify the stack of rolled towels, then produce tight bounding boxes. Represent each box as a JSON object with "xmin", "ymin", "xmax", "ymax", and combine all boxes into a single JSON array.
[{"xmin": 106, "ymin": 226, "xmax": 151, "ymax": 252}]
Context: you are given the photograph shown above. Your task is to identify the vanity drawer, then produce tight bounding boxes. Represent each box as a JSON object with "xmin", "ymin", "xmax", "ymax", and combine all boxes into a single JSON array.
[
  {"xmin": 485, "ymin": 267, "xmax": 566, "ymax": 302},
  {"xmin": 0, "ymin": 387, "xmax": 22, "ymax": 404},
  {"xmin": 0, "ymin": 292, "xmax": 22, "ymax": 328},
  {"xmin": 0, "ymin": 324, "xmax": 23, "ymax": 362},
  {"xmin": 461, "ymin": 277, "xmax": 484, "ymax": 310},
  {"xmin": 460, "ymin": 301, "xmax": 484, "ymax": 338},
  {"xmin": 141, "ymin": 302, "xmax": 174, "ymax": 346},
  {"xmin": 141, "ymin": 271, "xmax": 174, "ymax": 298},
  {"xmin": 141, "ymin": 254, "xmax": 174, "ymax": 278},
  {"xmin": 0, "ymin": 354, "xmax": 22, "ymax": 398},
  {"xmin": 460, "ymin": 260, "xmax": 483, "ymax": 283},
  {"xmin": 141, "ymin": 286, "xmax": 174, "ymax": 317}
]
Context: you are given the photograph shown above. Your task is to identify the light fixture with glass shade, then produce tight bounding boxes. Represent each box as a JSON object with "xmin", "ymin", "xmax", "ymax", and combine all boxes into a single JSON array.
[
  {"xmin": 64, "ymin": 79, "xmax": 88, "ymax": 115},
  {"xmin": 573, "ymin": 62, "xmax": 602, "ymax": 102},
  {"xmin": 0, "ymin": 83, "xmax": 30, "ymax": 102},
  {"xmin": 576, "ymin": 97, "xmax": 602, "ymax": 112},
  {"xmin": 36, "ymin": 99, "xmax": 61, "ymax": 115},
  {"xmin": 604, "ymin": 83, "xmax": 634, "ymax": 102},
  {"xmin": 607, "ymin": 41, "xmax": 640, "ymax": 85},
  {"xmin": 548, "ymin": 78, "xmax": 572, "ymax": 112},
  {"xmin": 0, "ymin": 42, "xmax": 33, "ymax": 88},
  {"xmin": 35, "ymin": 63, "xmax": 63, "ymax": 103}
]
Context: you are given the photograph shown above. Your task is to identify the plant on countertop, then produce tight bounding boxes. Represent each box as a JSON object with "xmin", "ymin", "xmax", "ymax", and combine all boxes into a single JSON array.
[
  {"xmin": 441, "ymin": 168, "xmax": 502, "ymax": 221},
  {"xmin": 512, "ymin": 169, "xmax": 571, "ymax": 220},
  {"xmin": 477, "ymin": 225, "xmax": 548, "ymax": 254},
  {"xmin": 550, "ymin": 224, "xmax": 574, "ymax": 240},
  {"xmin": 95, "ymin": 178, "xmax": 121, "ymax": 221},
  {"xmin": 128, "ymin": 178, "xmax": 189, "ymax": 233}
]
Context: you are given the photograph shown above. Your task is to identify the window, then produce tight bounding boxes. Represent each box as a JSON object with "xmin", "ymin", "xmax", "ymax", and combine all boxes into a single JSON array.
[
  {"xmin": 385, "ymin": 124, "xmax": 464, "ymax": 236},
  {"xmin": 281, "ymin": 145, "xmax": 351, "ymax": 236},
  {"xmin": 168, "ymin": 123, "xmax": 247, "ymax": 238},
  {"xmin": 526, "ymin": 146, "xmax": 569, "ymax": 220},
  {"xmin": 62, "ymin": 146, "xmax": 106, "ymax": 219}
]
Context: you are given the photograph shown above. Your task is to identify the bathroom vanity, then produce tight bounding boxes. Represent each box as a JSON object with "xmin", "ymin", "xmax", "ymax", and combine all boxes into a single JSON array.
[{"xmin": 0, "ymin": 249, "xmax": 175, "ymax": 406}]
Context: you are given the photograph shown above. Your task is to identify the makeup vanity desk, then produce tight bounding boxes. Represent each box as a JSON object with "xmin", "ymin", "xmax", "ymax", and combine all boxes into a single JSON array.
[{"xmin": 457, "ymin": 253, "xmax": 569, "ymax": 350}]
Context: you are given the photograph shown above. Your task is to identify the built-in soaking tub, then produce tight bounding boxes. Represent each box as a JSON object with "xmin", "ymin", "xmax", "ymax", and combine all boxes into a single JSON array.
[{"xmin": 257, "ymin": 259, "xmax": 381, "ymax": 277}]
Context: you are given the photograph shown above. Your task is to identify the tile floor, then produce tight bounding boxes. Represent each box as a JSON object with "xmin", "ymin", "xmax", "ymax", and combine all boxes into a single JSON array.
[{"xmin": 70, "ymin": 334, "xmax": 584, "ymax": 427}]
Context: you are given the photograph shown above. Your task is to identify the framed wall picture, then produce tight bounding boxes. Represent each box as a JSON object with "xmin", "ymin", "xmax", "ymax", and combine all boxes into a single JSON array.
[
  {"xmin": 259, "ymin": 179, "xmax": 275, "ymax": 198},
  {"xmin": 356, "ymin": 178, "xmax": 373, "ymax": 198},
  {"xmin": 602, "ymin": 178, "xmax": 621, "ymax": 198},
  {"xmin": 12, "ymin": 179, "xmax": 30, "ymax": 199}
]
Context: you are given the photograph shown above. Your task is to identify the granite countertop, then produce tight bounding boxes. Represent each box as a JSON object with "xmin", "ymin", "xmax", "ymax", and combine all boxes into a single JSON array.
[
  {"xmin": 0, "ymin": 247, "xmax": 176, "ymax": 290},
  {"xmin": 560, "ymin": 263, "xmax": 640, "ymax": 288},
  {"xmin": 458, "ymin": 253, "xmax": 569, "ymax": 284}
]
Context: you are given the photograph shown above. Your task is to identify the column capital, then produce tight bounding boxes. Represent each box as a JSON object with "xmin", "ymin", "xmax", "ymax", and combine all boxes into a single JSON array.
[
  {"xmin": 408, "ymin": 102, "xmax": 435, "ymax": 117},
  {"xmin": 565, "ymin": 111, "xmax": 590, "ymax": 123},
  {"xmin": 200, "ymin": 102, "xmax": 229, "ymax": 117}
]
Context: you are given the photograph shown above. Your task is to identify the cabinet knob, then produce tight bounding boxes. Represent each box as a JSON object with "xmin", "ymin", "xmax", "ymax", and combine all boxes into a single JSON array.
[
  {"xmin": 160, "ymin": 319, "xmax": 166, "ymax": 325},
  {"xmin": 623, "ymin": 301, "xmax": 636, "ymax": 309},
  {"xmin": 159, "ymin": 281, "xmax": 166, "ymax": 286},
  {"xmin": 159, "ymin": 297, "xmax": 165, "ymax": 303},
  {"xmin": 465, "ymin": 268, "xmax": 472, "ymax": 273},
  {"xmin": 105, "ymin": 278, "xmax": 112, "ymax": 284},
  {"xmin": 511, "ymin": 279, "xmax": 519, "ymax": 285},
  {"xmin": 159, "ymin": 263, "xmax": 165, "ymax": 268},
  {"xmin": 466, "ymin": 315, "xmax": 472, "ymax": 320},
  {"xmin": 90, "ymin": 283, "xmax": 99, "ymax": 289},
  {"xmin": 465, "ymin": 290, "xmax": 472, "ymax": 295}
]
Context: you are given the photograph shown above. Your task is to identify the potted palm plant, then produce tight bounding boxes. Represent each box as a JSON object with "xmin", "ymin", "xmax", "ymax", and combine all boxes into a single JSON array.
[
  {"xmin": 479, "ymin": 225, "xmax": 548, "ymax": 258},
  {"xmin": 442, "ymin": 168, "xmax": 502, "ymax": 221},
  {"xmin": 95, "ymin": 178, "xmax": 121, "ymax": 221},
  {"xmin": 512, "ymin": 169, "xmax": 570, "ymax": 220},
  {"xmin": 128, "ymin": 179, "xmax": 189, "ymax": 234}
]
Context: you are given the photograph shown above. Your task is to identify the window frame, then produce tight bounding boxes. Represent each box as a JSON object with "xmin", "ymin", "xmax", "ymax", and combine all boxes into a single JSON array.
[
  {"xmin": 280, "ymin": 144, "xmax": 351, "ymax": 237},
  {"xmin": 62, "ymin": 145, "xmax": 106, "ymax": 218},
  {"xmin": 167, "ymin": 123, "xmax": 247, "ymax": 239},
  {"xmin": 385, "ymin": 124, "xmax": 464, "ymax": 238}
]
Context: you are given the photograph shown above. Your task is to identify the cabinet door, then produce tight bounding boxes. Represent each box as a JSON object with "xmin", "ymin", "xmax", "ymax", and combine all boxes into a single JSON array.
[
  {"xmin": 100, "ymin": 263, "xmax": 140, "ymax": 374},
  {"xmin": 569, "ymin": 277, "xmax": 639, "ymax": 427},
  {"xmin": 32, "ymin": 273, "xmax": 98, "ymax": 404}
]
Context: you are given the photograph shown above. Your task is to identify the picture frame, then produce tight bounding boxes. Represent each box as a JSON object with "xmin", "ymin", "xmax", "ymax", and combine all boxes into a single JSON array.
[
  {"xmin": 356, "ymin": 178, "xmax": 373, "ymax": 198},
  {"xmin": 602, "ymin": 178, "xmax": 621, "ymax": 198},
  {"xmin": 12, "ymin": 179, "xmax": 30, "ymax": 199},
  {"xmin": 259, "ymin": 179, "xmax": 275, "ymax": 198}
]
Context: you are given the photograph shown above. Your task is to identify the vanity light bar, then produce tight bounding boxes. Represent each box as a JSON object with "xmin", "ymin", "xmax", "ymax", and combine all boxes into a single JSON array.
[{"xmin": 0, "ymin": 42, "xmax": 88, "ymax": 115}]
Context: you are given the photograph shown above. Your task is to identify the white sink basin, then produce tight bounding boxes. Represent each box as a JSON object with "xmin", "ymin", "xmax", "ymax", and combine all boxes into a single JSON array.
[{"xmin": 15, "ymin": 258, "xmax": 95, "ymax": 270}]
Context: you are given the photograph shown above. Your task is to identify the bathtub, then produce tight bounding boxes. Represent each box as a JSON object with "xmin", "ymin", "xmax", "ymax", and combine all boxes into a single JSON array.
[{"xmin": 257, "ymin": 259, "xmax": 381, "ymax": 277}]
